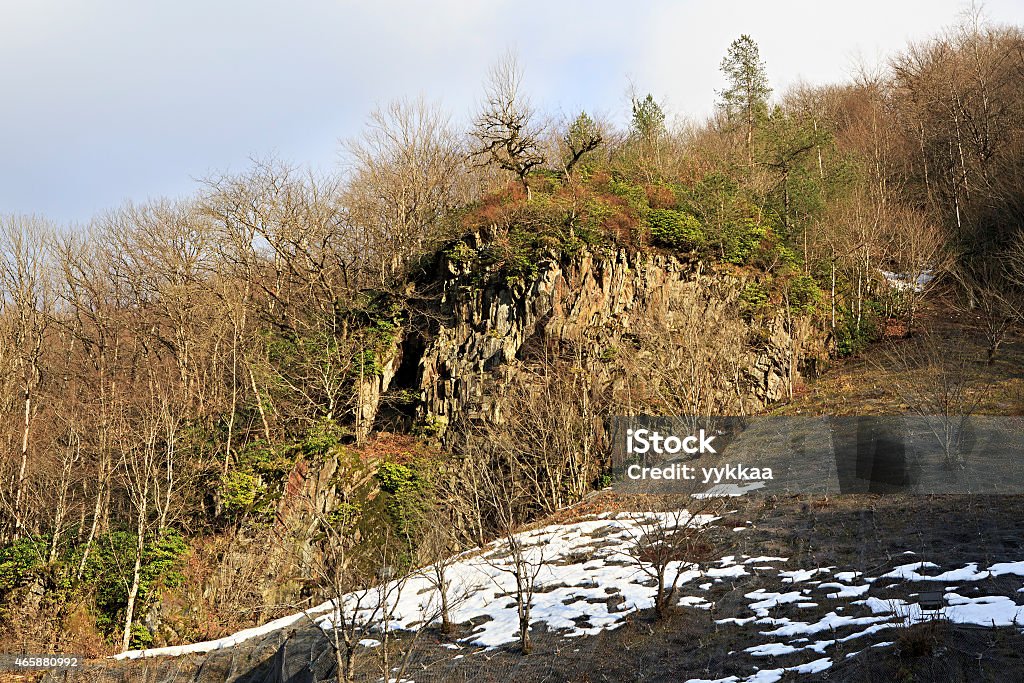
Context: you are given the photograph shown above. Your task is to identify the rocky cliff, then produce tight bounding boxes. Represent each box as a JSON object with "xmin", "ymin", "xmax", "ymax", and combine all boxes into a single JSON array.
[{"xmin": 362, "ymin": 240, "xmax": 826, "ymax": 436}]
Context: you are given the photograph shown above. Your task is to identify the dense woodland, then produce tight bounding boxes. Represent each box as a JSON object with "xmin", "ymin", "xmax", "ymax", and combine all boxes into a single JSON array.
[{"xmin": 2, "ymin": 14, "xmax": 1024, "ymax": 660}]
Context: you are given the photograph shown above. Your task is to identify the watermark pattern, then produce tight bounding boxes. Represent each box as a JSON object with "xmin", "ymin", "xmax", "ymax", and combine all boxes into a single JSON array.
[
  {"xmin": 609, "ymin": 416, "xmax": 1024, "ymax": 495},
  {"xmin": 0, "ymin": 655, "xmax": 84, "ymax": 671}
]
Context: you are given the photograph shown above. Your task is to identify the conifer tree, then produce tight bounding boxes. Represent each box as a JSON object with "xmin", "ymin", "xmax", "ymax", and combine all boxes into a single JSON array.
[{"xmin": 718, "ymin": 35, "xmax": 772, "ymax": 167}]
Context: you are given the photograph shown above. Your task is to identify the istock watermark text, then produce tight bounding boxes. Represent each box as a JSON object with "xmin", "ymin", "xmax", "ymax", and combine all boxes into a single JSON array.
[{"xmin": 625, "ymin": 428, "xmax": 717, "ymax": 455}]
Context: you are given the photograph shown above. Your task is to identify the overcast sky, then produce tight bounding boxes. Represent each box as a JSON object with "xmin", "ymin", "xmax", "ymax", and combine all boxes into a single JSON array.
[{"xmin": 3, "ymin": 0, "xmax": 1023, "ymax": 224}]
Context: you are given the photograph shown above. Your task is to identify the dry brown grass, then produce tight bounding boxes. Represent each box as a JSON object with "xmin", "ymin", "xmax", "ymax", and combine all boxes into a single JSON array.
[{"xmin": 774, "ymin": 294, "xmax": 1024, "ymax": 417}]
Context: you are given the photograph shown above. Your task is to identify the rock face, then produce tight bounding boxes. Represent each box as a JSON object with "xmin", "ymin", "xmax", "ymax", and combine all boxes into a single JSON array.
[{"xmin": 405, "ymin": 245, "xmax": 825, "ymax": 430}]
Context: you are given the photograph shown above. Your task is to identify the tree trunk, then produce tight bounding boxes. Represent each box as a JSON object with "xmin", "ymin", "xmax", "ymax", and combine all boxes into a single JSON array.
[
  {"xmin": 248, "ymin": 364, "xmax": 272, "ymax": 441},
  {"xmin": 519, "ymin": 601, "xmax": 532, "ymax": 654},
  {"xmin": 13, "ymin": 387, "xmax": 32, "ymax": 539},
  {"xmin": 655, "ymin": 567, "xmax": 668, "ymax": 620},
  {"xmin": 831, "ymin": 256, "xmax": 837, "ymax": 334},
  {"xmin": 77, "ymin": 455, "xmax": 107, "ymax": 579},
  {"xmin": 48, "ymin": 438, "xmax": 76, "ymax": 563},
  {"xmin": 121, "ymin": 523, "xmax": 146, "ymax": 652},
  {"xmin": 437, "ymin": 565, "xmax": 452, "ymax": 634}
]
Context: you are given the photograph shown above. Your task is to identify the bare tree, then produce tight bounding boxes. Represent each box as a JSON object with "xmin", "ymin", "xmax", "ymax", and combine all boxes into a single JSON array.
[
  {"xmin": 479, "ymin": 458, "xmax": 549, "ymax": 655},
  {"xmin": 887, "ymin": 332, "xmax": 984, "ymax": 469},
  {"xmin": 299, "ymin": 499, "xmax": 376, "ymax": 683},
  {"xmin": 46, "ymin": 413, "xmax": 84, "ymax": 564},
  {"xmin": 0, "ymin": 215, "xmax": 54, "ymax": 542},
  {"xmin": 50, "ymin": 228, "xmax": 125, "ymax": 579},
  {"xmin": 296, "ymin": 493, "xmax": 443, "ymax": 683},
  {"xmin": 201, "ymin": 159, "xmax": 352, "ymax": 322},
  {"xmin": 952, "ymin": 257, "xmax": 1021, "ymax": 364},
  {"xmin": 879, "ymin": 205, "xmax": 948, "ymax": 328},
  {"xmin": 471, "ymin": 53, "xmax": 546, "ymax": 198},
  {"xmin": 619, "ymin": 502, "xmax": 722, "ymax": 620},
  {"xmin": 418, "ymin": 518, "xmax": 465, "ymax": 635},
  {"xmin": 615, "ymin": 307, "xmax": 750, "ymax": 418},
  {"xmin": 477, "ymin": 354, "xmax": 605, "ymax": 517},
  {"xmin": 115, "ymin": 402, "xmax": 154, "ymax": 653},
  {"xmin": 345, "ymin": 97, "xmax": 466, "ymax": 285}
]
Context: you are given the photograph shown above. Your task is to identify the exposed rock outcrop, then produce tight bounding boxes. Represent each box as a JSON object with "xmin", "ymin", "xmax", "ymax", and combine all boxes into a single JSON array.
[{"xmin": 409, "ymin": 244, "xmax": 825, "ymax": 430}]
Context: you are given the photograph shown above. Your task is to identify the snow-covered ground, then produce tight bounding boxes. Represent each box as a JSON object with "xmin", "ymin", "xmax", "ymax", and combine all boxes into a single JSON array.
[
  {"xmin": 114, "ymin": 512, "xmax": 1024, "ymax": 683},
  {"xmin": 880, "ymin": 268, "xmax": 935, "ymax": 293}
]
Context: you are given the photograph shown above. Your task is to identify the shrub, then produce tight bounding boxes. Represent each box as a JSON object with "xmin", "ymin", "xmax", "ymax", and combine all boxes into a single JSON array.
[
  {"xmin": 739, "ymin": 280, "xmax": 770, "ymax": 319},
  {"xmin": 84, "ymin": 529, "xmax": 188, "ymax": 647},
  {"xmin": 645, "ymin": 183, "xmax": 684, "ymax": 209},
  {"xmin": 648, "ymin": 209, "xmax": 704, "ymax": 250},
  {"xmin": 0, "ymin": 535, "xmax": 49, "ymax": 593},
  {"xmin": 581, "ymin": 194, "xmax": 641, "ymax": 243},
  {"xmin": 375, "ymin": 461, "xmax": 433, "ymax": 543},
  {"xmin": 221, "ymin": 470, "xmax": 262, "ymax": 515},
  {"xmin": 129, "ymin": 623, "xmax": 153, "ymax": 650},
  {"xmin": 376, "ymin": 461, "xmax": 418, "ymax": 495},
  {"xmin": 607, "ymin": 178, "xmax": 650, "ymax": 214},
  {"xmin": 835, "ymin": 306, "xmax": 880, "ymax": 357},
  {"xmin": 299, "ymin": 418, "xmax": 344, "ymax": 456},
  {"xmin": 445, "ymin": 241, "xmax": 476, "ymax": 265},
  {"xmin": 220, "ymin": 440, "xmax": 296, "ymax": 524},
  {"xmin": 787, "ymin": 275, "xmax": 823, "ymax": 314},
  {"xmin": 722, "ymin": 219, "xmax": 767, "ymax": 265}
]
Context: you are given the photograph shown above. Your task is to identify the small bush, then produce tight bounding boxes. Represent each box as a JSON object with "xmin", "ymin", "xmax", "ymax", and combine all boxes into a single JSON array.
[
  {"xmin": 220, "ymin": 439, "xmax": 296, "ymax": 524},
  {"xmin": 299, "ymin": 418, "xmax": 344, "ymax": 456},
  {"xmin": 0, "ymin": 535, "xmax": 49, "ymax": 593},
  {"xmin": 84, "ymin": 529, "xmax": 188, "ymax": 647},
  {"xmin": 787, "ymin": 275, "xmax": 823, "ymax": 314},
  {"xmin": 739, "ymin": 280, "xmax": 770, "ymax": 319},
  {"xmin": 375, "ymin": 461, "xmax": 418, "ymax": 495},
  {"xmin": 375, "ymin": 460, "xmax": 433, "ymax": 544},
  {"xmin": 129, "ymin": 623, "xmax": 153, "ymax": 650},
  {"xmin": 607, "ymin": 178, "xmax": 650, "ymax": 214},
  {"xmin": 581, "ymin": 194, "xmax": 641, "ymax": 243},
  {"xmin": 722, "ymin": 219, "xmax": 766, "ymax": 265},
  {"xmin": 645, "ymin": 183, "xmax": 684, "ymax": 209},
  {"xmin": 648, "ymin": 209, "xmax": 704, "ymax": 250},
  {"xmin": 445, "ymin": 241, "xmax": 476, "ymax": 265},
  {"xmin": 220, "ymin": 470, "xmax": 262, "ymax": 515},
  {"xmin": 835, "ymin": 307, "xmax": 880, "ymax": 357}
]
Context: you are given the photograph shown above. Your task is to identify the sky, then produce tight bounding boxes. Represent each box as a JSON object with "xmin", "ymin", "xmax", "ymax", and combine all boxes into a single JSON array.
[{"xmin": 2, "ymin": 0, "xmax": 1023, "ymax": 225}]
